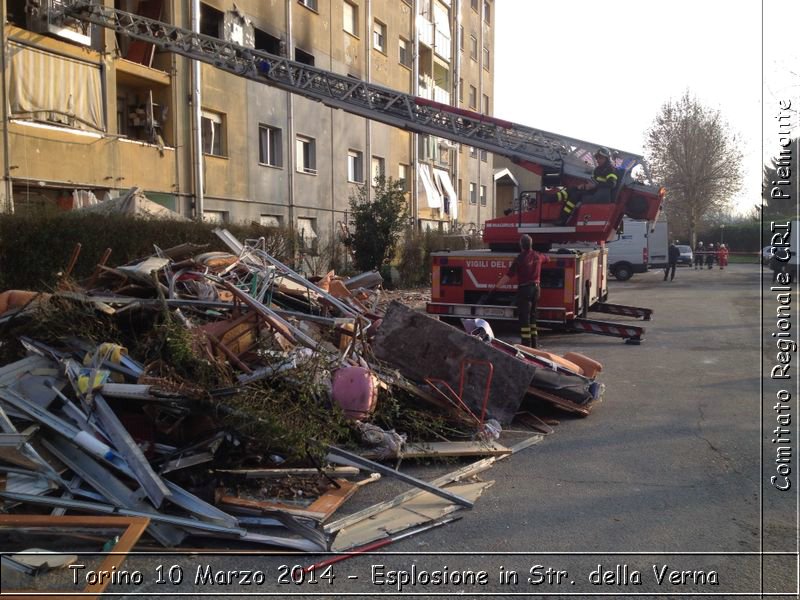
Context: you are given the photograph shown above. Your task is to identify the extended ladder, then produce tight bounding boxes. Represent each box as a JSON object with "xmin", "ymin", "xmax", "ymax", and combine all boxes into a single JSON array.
[{"xmin": 55, "ymin": 1, "xmax": 654, "ymax": 189}]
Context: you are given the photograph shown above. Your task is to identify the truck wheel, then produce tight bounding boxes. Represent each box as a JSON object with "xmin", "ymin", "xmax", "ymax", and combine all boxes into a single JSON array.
[{"xmin": 613, "ymin": 263, "xmax": 633, "ymax": 281}]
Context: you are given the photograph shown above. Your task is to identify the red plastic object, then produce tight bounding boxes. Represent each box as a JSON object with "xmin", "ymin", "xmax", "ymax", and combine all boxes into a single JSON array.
[{"xmin": 332, "ymin": 366, "xmax": 379, "ymax": 420}]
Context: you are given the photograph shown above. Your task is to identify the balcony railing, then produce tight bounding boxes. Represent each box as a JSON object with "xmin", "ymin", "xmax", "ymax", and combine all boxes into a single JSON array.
[
  {"xmin": 417, "ymin": 15, "xmax": 434, "ymax": 47},
  {"xmin": 434, "ymin": 28, "xmax": 451, "ymax": 61},
  {"xmin": 433, "ymin": 86, "xmax": 450, "ymax": 104}
]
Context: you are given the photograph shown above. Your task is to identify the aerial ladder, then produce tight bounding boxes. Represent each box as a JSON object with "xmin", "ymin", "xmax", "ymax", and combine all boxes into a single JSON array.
[{"xmin": 46, "ymin": 1, "xmax": 660, "ymax": 341}]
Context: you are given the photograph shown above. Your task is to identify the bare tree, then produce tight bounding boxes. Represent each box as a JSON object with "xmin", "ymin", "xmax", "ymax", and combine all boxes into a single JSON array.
[{"xmin": 645, "ymin": 91, "xmax": 743, "ymax": 245}]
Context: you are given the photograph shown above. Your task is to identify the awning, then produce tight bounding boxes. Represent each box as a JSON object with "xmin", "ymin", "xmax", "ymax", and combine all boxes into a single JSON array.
[
  {"xmin": 433, "ymin": 168, "xmax": 458, "ymax": 220},
  {"xmin": 418, "ymin": 164, "xmax": 442, "ymax": 209},
  {"xmin": 7, "ymin": 42, "xmax": 104, "ymax": 132}
]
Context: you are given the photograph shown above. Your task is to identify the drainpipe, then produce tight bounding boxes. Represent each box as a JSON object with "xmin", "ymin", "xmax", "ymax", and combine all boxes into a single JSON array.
[
  {"xmin": 191, "ymin": 0, "xmax": 204, "ymax": 220},
  {"xmin": 452, "ymin": 0, "xmax": 461, "ymax": 227},
  {"xmin": 411, "ymin": 0, "xmax": 419, "ymax": 230},
  {"xmin": 285, "ymin": 0, "xmax": 296, "ymax": 255},
  {"xmin": 0, "ymin": 18, "xmax": 14, "ymax": 212},
  {"xmin": 365, "ymin": 0, "xmax": 372, "ymax": 203},
  {"xmin": 476, "ymin": 5, "xmax": 483, "ymax": 230}
]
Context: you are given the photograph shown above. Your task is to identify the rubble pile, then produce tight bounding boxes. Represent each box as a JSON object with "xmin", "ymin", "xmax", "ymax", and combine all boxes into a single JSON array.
[{"xmin": 0, "ymin": 228, "xmax": 606, "ymax": 586}]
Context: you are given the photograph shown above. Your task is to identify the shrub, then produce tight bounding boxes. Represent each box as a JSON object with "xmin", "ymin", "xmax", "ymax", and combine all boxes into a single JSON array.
[{"xmin": 347, "ymin": 176, "xmax": 408, "ymax": 273}]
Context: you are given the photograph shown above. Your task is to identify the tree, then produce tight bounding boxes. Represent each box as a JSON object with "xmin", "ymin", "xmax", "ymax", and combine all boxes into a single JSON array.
[
  {"xmin": 347, "ymin": 176, "xmax": 408, "ymax": 272},
  {"xmin": 762, "ymin": 138, "xmax": 797, "ymax": 218},
  {"xmin": 645, "ymin": 91, "xmax": 743, "ymax": 246}
]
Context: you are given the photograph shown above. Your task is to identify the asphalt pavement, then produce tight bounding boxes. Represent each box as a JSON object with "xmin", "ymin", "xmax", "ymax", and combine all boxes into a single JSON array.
[{"xmin": 96, "ymin": 263, "xmax": 794, "ymax": 599}]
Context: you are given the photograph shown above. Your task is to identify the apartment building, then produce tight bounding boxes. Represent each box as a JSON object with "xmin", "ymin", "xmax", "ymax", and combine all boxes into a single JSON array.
[{"xmin": 0, "ymin": 0, "xmax": 495, "ymax": 241}]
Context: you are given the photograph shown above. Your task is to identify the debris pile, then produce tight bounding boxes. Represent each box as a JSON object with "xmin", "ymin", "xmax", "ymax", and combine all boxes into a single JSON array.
[{"xmin": 0, "ymin": 228, "xmax": 605, "ymax": 585}]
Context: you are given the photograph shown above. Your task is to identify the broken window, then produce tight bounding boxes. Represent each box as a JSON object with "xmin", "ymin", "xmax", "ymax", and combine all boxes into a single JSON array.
[
  {"xmin": 255, "ymin": 28, "xmax": 281, "ymax": 55},
  {"xmin": 259, "ymin": 125, "xmax": 283, "ymax": 167},
  {"xmin": 117, "ymin": 86, "xmax": 168, "ymax": 145},
  {"xmin": 294, "ymin": 47, "xmax": 315, "ymax": 66},
  {"xmin": 201, "ymin": 110, "xmax": 225, "ymax": 156},
  {"xmin": 200, "ymin": 2, "xmax": 224, "ymax": 38},
  {"xmin": 259, "ymin": 215, "xmax": 282, "ymax": 227},
  {"xmin": 371, "ymin": 156, "xmax": 385, "ymax": 185},
  {"xmin": 373, "ymin": 19, "xmax": 386, "ymax": 53},
  {"xmin": 115, "ymin": 0, "xmax": 164, "ymax": 66},
  {"xmin": 297, "ymin": 217, "xmax": 319, "ymax": 252},
  {"xmin": 203, "ymin": 210, "xmax": 227, "ymax": 223}
]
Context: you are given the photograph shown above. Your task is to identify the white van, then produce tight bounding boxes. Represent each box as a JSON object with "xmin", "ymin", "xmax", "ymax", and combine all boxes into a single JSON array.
[{"xmin": 606, "ymin": 219, "xmax": 668, "ymax": 281}]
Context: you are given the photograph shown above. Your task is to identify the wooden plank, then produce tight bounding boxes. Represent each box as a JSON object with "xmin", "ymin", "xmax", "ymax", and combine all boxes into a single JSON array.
[
  {"xmin": 216, "ymin": 493, "xmax": 327, "ymax": 521},
  {"xmin": 360, "ymin": 441, "xmax": 511, "ymax": 460},
  {"xmin": 0, "ymin": 515, "xmax": 148, "ymax": 600},
  {"xmin": 324, "ymin": 457, "xmax": 496, "ymax": 534},
  {"xmin": 372, "ymin": 302, "xmax": 538, "ymax": 424},
  {"xmin": 216, "ymin": 467, "xmax": 360, "ymax": 479},
  {"xmin": 331, "ymin": 480, "xmax": 493, "ymax": 551}
]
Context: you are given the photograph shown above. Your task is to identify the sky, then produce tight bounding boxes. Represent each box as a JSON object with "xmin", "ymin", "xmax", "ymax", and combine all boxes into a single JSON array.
[{"xmin": 494, "ymin": 0, "xmax": 799, "ymax": 216}]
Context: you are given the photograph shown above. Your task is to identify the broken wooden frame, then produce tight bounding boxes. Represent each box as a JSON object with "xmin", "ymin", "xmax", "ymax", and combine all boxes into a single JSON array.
[{"xmin": 0, "ymin": 514, "xmax": 148, "ymax": 600}]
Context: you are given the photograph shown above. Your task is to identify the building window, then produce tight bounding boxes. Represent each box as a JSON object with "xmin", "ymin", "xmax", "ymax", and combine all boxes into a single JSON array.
[
  {"xmin": 299, "ymin": 0, "xmax": 318, "ymax": 11},
  {"xmin": 480, "ymin": 148, "xmax": 488, "ymax": 162},
  {"xmin": 297, "ymin": 217, "xmax": 318, "ymax": 251},
  {"xmin": 483, "ymin": 94, "xmax": 490, "ymax": 114},
  {"xmin": 343, "ymin": 1, "xmax": 358, "ymax": 36},
  {"xmin": 258, "ymin": 125, "xmax": 282, "ymax": 167},
  {"xmin": 471, "ymin": 0, "xmax": 478, "ymax": 11},
  {"xmin": 459, "ymin": 78, "xmax": 464, "ymax": 103},
  {"xmin": 469, "ymin": 182, "xmax": 477, "ymax": 205},
  {"xmin": 480, "ymin": 185, "xmax": 487, "ymax": 206},
  {"xmin": 399, "ymin": 37, "xmax": 411, "ymax": 67},
  {"xmin": 295, "ymin": 47, "xmax": 315, "ymax": 66},
  {"xmin": 373, "ymin": 20, "xmax": 386, "ymax": 53},
  {"xmin": 399, "ymin": 163, "xmax": 409, "ymax": 191},
  {"xmin": 296, "ymin": 135, "xmax": 317, "ymax": 174},
  {"xmin": 469, "ymin": 145, "xmax": 476, "ymax": 158},
  {"xmin": 201, "ymin": 110, "xmax": 225, "ymax": 156},
  {"xmin": 483, "ymin": 47, "xmax": 490, "ymax": 70},
  {"xmin": 483, "ymin": 0, "xmax": 491, "ymax": 24},
  {"xmin": 470, "ymin": 35, "xmax": 477, "ymax": 60},
  {"xmin": 260, "ymin": 215, "xmax": 282, "ymax": 227},
  {"xmin": 203, "ymin": 210, "xmax": 227, "ymax": 223},
  {"xmin": 468, "ymin": 85, "xmax": 477, "ymax": 110},
  {"xmin": 348, "ymin": 150, "xmax": 364, "ymax": 183},
  {"xmin": 372, "ymin": 156, "xmax": 385, "ymax": 185},
  {"xmin": 459, "ymin": 25, "xmax": 464, "ymax": 51},
  {"xmin": 458, "ymin": 178, "xmax": 463, "ymax": 203}
]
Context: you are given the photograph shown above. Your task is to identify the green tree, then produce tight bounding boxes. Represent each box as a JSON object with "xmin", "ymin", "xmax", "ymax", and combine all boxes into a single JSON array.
[
  {"xmin": 347, "ymin": 176, "xmax": 408, "ymax": 272},
  {"xmin": 645, "ymin": 91, "xmax": 743, "ymax": 246}
]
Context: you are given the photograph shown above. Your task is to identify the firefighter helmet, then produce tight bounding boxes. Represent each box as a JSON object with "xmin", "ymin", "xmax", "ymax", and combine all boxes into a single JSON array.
[{"xmin": 594, "ymin": 147, "xmax": 612, "ymax": 160}]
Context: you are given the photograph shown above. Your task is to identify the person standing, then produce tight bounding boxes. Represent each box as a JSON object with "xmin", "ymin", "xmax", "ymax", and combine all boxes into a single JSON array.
[
  {"xmin": 665, "ymin": 240, "xmax": 680, "ymax": 281},
  {"xmin": 496, "ymin": 234, "xmax": 550, "ymax": 348},
  {"xmin": 706, "ymin": 242, "xmax": 716, "ymax": 269},
  {"xmin": 694, "ymin": 241, "xmax": 704, "ymax": 269},
  {"xmin": 717, "ymin": 243, "xmax": 729, "ymax": 269}
]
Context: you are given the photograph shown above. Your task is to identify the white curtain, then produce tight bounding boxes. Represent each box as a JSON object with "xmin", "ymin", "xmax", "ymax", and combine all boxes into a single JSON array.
[{"xmin": 7, "ymin": 42, "xmax": 104, "ymax": 132}]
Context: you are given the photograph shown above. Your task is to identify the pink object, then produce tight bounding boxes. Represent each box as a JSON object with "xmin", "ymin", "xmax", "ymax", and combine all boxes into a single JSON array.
[{"xmin": 332, "ymin": 367, "xmax": 379, "ymax": 420}]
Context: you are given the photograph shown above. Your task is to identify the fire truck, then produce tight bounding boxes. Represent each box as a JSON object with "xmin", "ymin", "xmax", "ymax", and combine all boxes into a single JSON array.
[{"xmin": 51, "ymin": 1, "xmax": 662, "ymax": 343}]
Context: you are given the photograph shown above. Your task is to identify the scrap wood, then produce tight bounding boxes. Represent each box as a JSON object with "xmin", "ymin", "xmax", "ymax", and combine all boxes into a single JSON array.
[
  {"xmin": 324, "ymin": 456, "xmax": 496, "ymax": 534},
  {"xmin": 326, "ymin": 445, "xmax": 473, "ymax": 509},
  {"xmin": 0, "ymin": 514, "xmax": 149, "ymax": 600},
  {"xmin": 359, "ymin": 440, "xmax": 511, "ymax": 460},
  {"xmin": 216, "ymin": 467, "xmax": 361, "ymax": 479},
  {"xmin": 330, "ymin": 480, "xmax": 494, "ymax": 551}
]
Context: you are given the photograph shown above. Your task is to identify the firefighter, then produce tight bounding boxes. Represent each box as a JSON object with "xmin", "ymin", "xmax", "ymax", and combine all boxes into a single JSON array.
[
  {"xmin": 706, "ymin": 242, "xmax": 716, "ymax": 269},
  {"xmin": 664, "ymin": 240, "xmax": 680, "ymax": 281},
  {"xmin": 694, "ymin": 241, "xmax": 704, "ymax": 269},
  {"xmin": 556, "ymin": 147, "xmax": 619, "ymax": 225},
  {"xmin": 495, "ymin": 234, "xmax": 550, "ymax": 348}
]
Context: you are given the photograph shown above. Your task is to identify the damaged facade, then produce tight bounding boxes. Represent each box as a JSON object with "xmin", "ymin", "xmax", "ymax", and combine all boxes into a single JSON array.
[{"xmin": 0, "ymin": 0, "xmax": 496, "ymax": 236}]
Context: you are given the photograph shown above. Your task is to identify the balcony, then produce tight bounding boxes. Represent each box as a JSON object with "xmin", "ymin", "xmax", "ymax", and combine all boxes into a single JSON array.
[
  {"xmin": 433, "ymin": 87, "xmax": 450, "ymax": 104},
  {"xmin": 417, "ymin": 15, "xmax": 434, "ymax": 47},
  {"xmin": 434, "ymin": 28, "xmax": 451, "ymax": 61}
]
